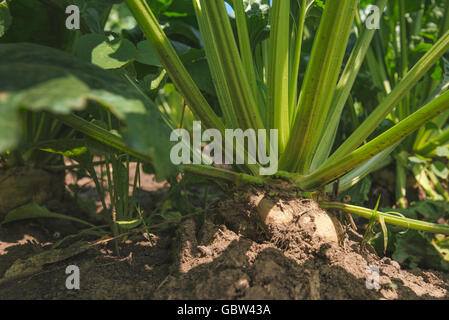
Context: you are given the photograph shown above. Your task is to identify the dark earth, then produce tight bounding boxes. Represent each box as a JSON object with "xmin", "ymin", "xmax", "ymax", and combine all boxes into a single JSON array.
[{"xmin": 0, "ymin": 166, "xmax": 448, "ymax": 300}]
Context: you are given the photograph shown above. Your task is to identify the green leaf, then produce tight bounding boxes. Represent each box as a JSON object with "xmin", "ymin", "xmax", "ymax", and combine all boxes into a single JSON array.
[
  {"xmin": 74, "ymin": 34, "xmax": 137, "ymax": 69},
  {"xmin": 0, "ymin": 0, "xmax": 12, "ymax": 37},
  {"xmin": 160, "ymin": 211, "xmax": 182, "ymax": 222},
  {"xmin": 0, "ymin": 103, "xmax": 19, "ymax": 152},
  {"xmin": 36, "ymin": 139, "xmax": 89, "ymax": 157},
  {"xmin": 339, "ymin": 176, "xmax": 371, "ymax": 206},
  {"xmin": 436, "ymin": 146, "xmax": 449, "ymax": 157},
  {"xmin": 0, "ymin": 0, "xmax": 72, "ymax": 48},
  {"xmin": 116, "ymin": 219, "xmax": 142, "ymax": 230},
  {"xmin": 0, "ymin": 42, "xmax": 176, "ymax": 180},
  {"xmin": 8, "ymin": 75, "xmax": 91, "ymax": 113},
  {"xmin": 413, "ymin": 43, "xmax": 433, "ymax": 53},
  {"xmin": 135, "ymin": 40, "xmax": 162, "ymax": 66},
  {"xmin": 2, "ymin": 203, "xmax": 94, "ymax": 227},
  {"xmin": 378, "ymin": 214, "xmax": 389, "ymax": 254},
  {"xmin": 143, "ymin": 71, "xmax": 167, "ymax": 92},
  {"xmin": 408, "ymin": 156, "xmax": 428, "ymax": 165},
  {"xmin": 163, "ymin": 20, "xmax": 201, "ymax": 46},
  {"xmin": 185, "ymin": 58, "xmax": 216, "ymax": 96},
  {"xmin": 431, "ymin": 161, "xmax": 449, "ymax": 179},
  {"xmin": 362, "ymin": 196, "xmax": 381, "ymax": 250},
  {"xmin": 392, "ymin": 231, "xmax": 449, "ymax": 271},
  {"xmin": 150, "ymin": 0, "xmax": 198, "ymax": 28},
  {"xmin": 105, "ymin": 2, "xmax": 138, "ymax": 33},
  {"xmin": 241, "ymin": 0, "xmax": 270, "ymax": 49}
]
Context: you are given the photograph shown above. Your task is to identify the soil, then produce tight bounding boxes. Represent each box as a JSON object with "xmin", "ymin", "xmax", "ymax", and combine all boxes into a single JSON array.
[
  {"xmin": 0, "ymin": 166, "xmax": 64, "ymax": 217},
  {"xmin": 0, "ymin": 171, "xmax": 449, "ymax": 300}
]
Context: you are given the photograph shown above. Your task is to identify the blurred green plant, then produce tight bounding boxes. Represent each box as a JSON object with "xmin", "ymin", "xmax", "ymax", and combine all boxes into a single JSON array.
[
  {"xmin": 352, "ymin": 0, "xmax": 449, "ymax": 207},
  {"xmin": 370, "ymin": 200, "xmax": 449, "ymax": 271}
]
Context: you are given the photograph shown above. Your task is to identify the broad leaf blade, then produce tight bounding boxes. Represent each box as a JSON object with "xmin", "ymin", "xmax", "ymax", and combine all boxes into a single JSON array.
[
  {"xmin": 0, "ymin": 42, "xmax": 176, "ymax": 180},
  {"xmin": 74, "ymin": 34, "xmax": 137, "ymax": 69},
  {"xmin": 2, "ymin": 203, "xmax": 94, "ymax": 227}
]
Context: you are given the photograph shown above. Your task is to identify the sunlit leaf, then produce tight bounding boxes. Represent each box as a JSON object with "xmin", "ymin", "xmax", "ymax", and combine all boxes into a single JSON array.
[{"xmin": 74, "ymin": 34, "xmax": 137, "ymax": 69}]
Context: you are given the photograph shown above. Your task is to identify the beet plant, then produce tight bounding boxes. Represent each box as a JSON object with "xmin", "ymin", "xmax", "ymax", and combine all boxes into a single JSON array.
[
  {"xmin": 1, "ymin": 0, "xmax": 449, "ymax": 244},
  {"xmin": 3, "ymin": 0, "xmax": 449, "ymax": 298},
  {"xmin": 122, "ymin": 0, "xmax": 449, "ymax": 238}
]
